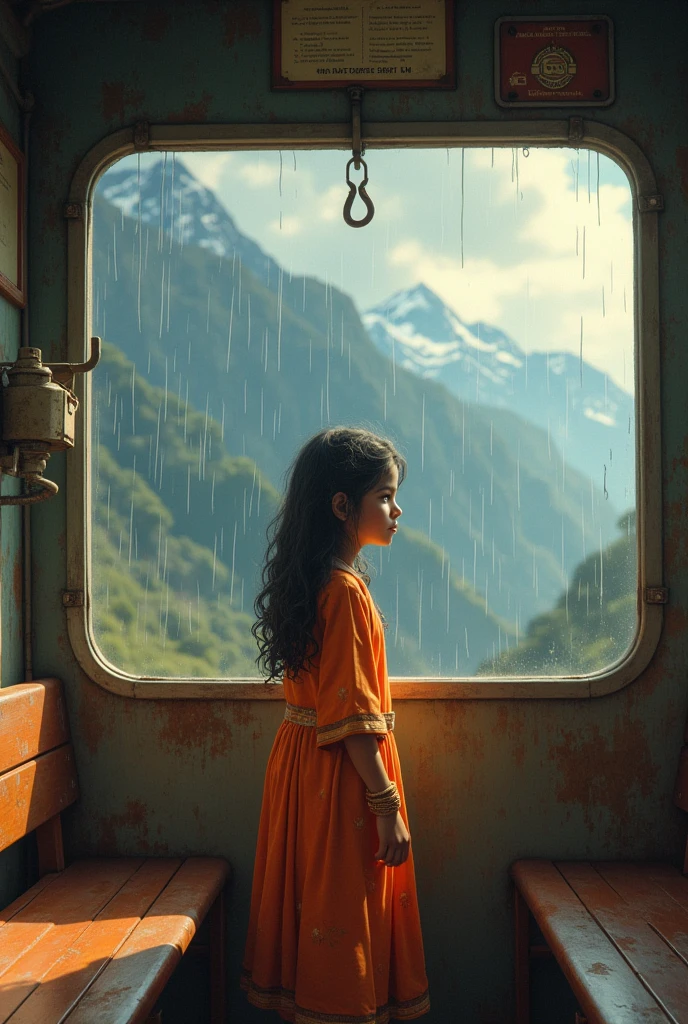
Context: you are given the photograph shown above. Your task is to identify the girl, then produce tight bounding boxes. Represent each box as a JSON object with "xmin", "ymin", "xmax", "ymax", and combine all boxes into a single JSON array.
[{"xmin": 242, "ymin": 427, "xmax": 429, "ymax": 1024}]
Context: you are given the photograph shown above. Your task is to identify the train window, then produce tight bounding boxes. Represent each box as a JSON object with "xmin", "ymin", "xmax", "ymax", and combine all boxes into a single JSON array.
[{"xmin": 67, "ymin": 125, "xmax": 661, "ymax": 698}]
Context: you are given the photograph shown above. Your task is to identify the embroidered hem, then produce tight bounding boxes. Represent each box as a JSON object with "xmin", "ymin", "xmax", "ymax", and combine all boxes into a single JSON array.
[
  {"xmin": 284, "ymin": 703, "xmax": 395, "ymax": 741},
  {"xmin": 316, "ymin": 713, "xmax": 395, "ymax": 746},
  {"xmin": 241, "ymin": 970, "xmax": 430, "ymax": 1023}
]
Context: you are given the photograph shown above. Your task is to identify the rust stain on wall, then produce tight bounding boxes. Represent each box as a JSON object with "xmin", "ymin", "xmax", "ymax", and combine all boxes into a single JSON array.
[
  {"xmin": 78, "ymin": 676, "xmax": 120, "ymax": 756},
  {"xmin": 94, "ymin": 798, "xmax": 157, "ymax": 855},
  {"xmin": 142, "ymin": 5, "xmax": 171, "ymax": 41},
  {"xmin": 169, "ymin": 92, "xmax": 213, "ymax": 123},
  {"xmin": 154, "ymin": 700, "xmax": 257, "ymax": 761},
  {"xmin": 549, "ymin": 716, "xmax": 658, "ymax": 838},
  {"xmin": 220, "ymin": 3, "xmax": 262, "ymax": 48},
  {"xmin": 434, "ymin": 701, "xmax": 487, "ymax": 759},
  {"xmin": 492, "ymin": 705, "xmax": 526, "ymax": 767},
  {"xmin": 101, "ymin": 82, "xmax": 145, "ymax": 124}
]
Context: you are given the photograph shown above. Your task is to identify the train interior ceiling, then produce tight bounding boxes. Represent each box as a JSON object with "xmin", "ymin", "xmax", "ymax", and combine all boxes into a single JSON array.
[{"xmin": 0, "ymin": 0, "xmax": 686, "ymax": 1021}]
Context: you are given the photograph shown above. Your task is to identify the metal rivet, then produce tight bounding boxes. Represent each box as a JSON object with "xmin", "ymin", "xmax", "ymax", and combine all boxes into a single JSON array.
[
  {"xmin": 508, "ymin": 91, "xmax": 518, "ymax": 101},
  {"xmin": 508, "ymin": 25, "xmax": 517, "ymax": 36}
]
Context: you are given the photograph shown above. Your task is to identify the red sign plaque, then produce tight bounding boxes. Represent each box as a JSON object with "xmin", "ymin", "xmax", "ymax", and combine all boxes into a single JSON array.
[{"xmin": 495, "ymin": 16, "xmax": 613, "ymax": 107}]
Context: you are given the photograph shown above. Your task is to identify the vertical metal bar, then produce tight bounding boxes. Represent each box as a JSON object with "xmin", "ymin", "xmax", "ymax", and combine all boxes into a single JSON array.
[{"xmin": 21, "ymin": 95, "xmax": 33, "ymax": 682}]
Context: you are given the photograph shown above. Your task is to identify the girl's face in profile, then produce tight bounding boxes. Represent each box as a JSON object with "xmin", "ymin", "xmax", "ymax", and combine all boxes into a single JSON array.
[{"xmin": 354, "ymin": 463, "xmax": 402, "ymax": 549}]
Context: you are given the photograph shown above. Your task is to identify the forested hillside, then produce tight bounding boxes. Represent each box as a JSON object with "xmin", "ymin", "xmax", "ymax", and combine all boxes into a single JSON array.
[{"xmin": 89, "ymin": 156, "xmax": 631, "ymax": 678}]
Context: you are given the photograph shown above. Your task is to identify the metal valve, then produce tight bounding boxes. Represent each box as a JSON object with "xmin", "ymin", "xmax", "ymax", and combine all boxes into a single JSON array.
[{"xmin": 0, "ymin": 337, "xmax": 101, "ymax": 506}]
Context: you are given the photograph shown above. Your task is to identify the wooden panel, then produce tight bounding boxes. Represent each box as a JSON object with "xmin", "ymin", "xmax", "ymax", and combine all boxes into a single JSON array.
[
  {"xmin": 65, "ymin": 858, "xmax": 230, "ymax": 1024},
  {"xmin": 35, "ymin": 815, "xmax": 65, "ymax": 877},
  {"xmin": 0, "ymin": 679, "xmax": 68, "ymax": 775},
  {"xmin": 3, "ymin": 860, "xmax": 181, "ymax": 1024},
  {"xmin": 0, "ymin": 859, "xmax": 143, "ymax": 983},
  {"xmin": 558, "ymin": 862, "xmax": 688, "ymax": 1023},
  {"xmin": 511, "ymin": 860, "xmax": 669, "ymax": 1023},
  {"xmin": 593, "ymin": 862, "xmax": 688, "ymax": 959},
  {"xmin": 0, "ymin": 874, "xmax": 58, "ymax": 927},
  {"xmin": 645, "ymin": 864, "xmax": 688, "ymax": 915},
  {"xmin": 0, "ymin": 746, "xmax": 78, "ymax": 854}
]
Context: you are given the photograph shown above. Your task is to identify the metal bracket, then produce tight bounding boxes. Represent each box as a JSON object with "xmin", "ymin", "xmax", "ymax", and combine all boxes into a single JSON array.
[
  {"xmin": 133, "ymin": 121, "xmax": 150, "ymax": 150},
  {"xmin": 64, "ymin": 203, "xmax": 83, "ymax": 220},
  {"xmin": 47, "ymin": 336, "xmax": 102, "ymax": 389},
  {"xmin": 638, "ymin": 193, "xmax": 664, "ymax": 213},
  {"xmin": 644, "ymin": 586, "xmax": 669, "ymax": 605},
  {"xmin": 347, "ymin": 86, "xmax": 363, "ymax": 170},
  {"xmin": 62, "ymin": 589, "xmax": 85, "ymax": 608},
  {"xmin": 568, "ymin": 117, "xmax": 585, "ymax": 142}
]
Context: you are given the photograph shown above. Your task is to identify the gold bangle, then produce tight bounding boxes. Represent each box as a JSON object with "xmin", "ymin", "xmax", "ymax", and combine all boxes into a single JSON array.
[{"xmin": 366, "ymin": 780, "xmax": 401, "ymax": 816}]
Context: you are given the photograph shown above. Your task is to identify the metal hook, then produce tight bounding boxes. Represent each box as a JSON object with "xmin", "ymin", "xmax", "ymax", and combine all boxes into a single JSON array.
[{"xmin": 343, "ymin": 157, "xmax": 375, "ymax": 228}]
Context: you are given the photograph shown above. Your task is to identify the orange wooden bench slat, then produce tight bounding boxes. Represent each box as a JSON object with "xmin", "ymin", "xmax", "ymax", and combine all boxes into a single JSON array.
[
  {"xmin": 0, "ymin": 680, "xmax": 229, "ymax": 1024},
  {"xmin": 511, "ymin": 860, "xmax": 669, "ymax": 1023},
  {"xmin": 0, "ymin": 874, "xmax": 58, "ymax": 928},
  {"xmin": 0, "ymin": 859, "xmax": 143, "ymax": 982},
  {"xmin": 3, "ymin": 859, "xmax": 183, "ymax": 1024},
  {"xmin": 557, "ymin": 862, "xmax": 688, "ymax": 1023},
  {"xmin": 592, "ymin": 862, "xmax": 688, "ymax": 959},
  {"xmin": 0, "ymin": 746, "xmax": 78, "ymax": 855},
  {"xmin": 644, "ymin": 864, "xmax": 688, "ymax": 915},
  {"xmin": 0, "ymin": 679, "xmax": 68, "ymax": 775},
  {"xmin": 63, "ymin": 858, "xmax": 230, "ymax": 1024}
]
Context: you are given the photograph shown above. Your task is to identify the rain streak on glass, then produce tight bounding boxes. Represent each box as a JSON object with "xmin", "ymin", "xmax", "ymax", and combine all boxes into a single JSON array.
[{"xmin": 89, "ymin": 146, "xmax": 636, "ymax": 680}]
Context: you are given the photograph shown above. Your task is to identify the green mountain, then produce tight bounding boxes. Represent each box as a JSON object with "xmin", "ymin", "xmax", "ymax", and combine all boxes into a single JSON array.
[
  {"xmin": 92, "ymin": 342, "xmax": 513, "ymax": 676},
  {"xmin": 89, "ymin": 158, "xmax": 629, "ymax": 677},
  {"xmin": 478, "ymin": 513, "xmax": 637, "ymax": 676}
]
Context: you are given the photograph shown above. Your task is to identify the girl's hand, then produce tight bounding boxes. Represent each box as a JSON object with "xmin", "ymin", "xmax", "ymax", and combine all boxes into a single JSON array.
[{"xmin": 375, "ymin": 811, "xmax": 410, "ymax": 867}]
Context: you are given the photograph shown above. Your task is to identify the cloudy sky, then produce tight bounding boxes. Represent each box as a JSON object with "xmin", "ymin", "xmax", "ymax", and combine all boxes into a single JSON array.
[{"xmin": 178, "ymin": 145, "xmax": 633, "ymax": 391}]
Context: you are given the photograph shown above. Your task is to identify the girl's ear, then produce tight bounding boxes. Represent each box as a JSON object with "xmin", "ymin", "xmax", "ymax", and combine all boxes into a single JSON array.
[{"xmin": 331, "ymin": 491, "xmax": 349, "ymax": 521}]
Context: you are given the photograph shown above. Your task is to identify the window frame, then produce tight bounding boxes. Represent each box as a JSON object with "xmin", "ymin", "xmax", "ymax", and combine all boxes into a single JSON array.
[{"xmin": 65, "ymin": 119, "xmax": 662, "ymax": 700}]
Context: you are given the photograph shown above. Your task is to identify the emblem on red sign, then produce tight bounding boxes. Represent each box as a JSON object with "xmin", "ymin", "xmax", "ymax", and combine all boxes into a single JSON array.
[{"xmin": 495, "ymin": 17, "xmax": 614, "ymax": 107}]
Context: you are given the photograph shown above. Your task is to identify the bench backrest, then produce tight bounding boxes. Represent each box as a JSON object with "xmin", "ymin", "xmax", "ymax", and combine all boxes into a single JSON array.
[{"xmin": 0, "ymin": 678, "xmax": 78, "ymax": 873}]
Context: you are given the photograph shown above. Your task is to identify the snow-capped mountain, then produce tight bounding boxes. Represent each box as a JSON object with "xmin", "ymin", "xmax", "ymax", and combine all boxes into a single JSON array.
[
  {"xmin": 363, "ymin": 284, "xmax": 635, "ymax": 509},
  {"xmin": 99, "ymin": 155, "xmax": 281, "ymax": 287}
]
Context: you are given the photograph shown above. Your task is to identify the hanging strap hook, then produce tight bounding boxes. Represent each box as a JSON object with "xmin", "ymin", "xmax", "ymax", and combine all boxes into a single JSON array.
[
  {"xmin": 343, "ymin": 157, "xmax": 375, "ymax": 228},
  {"xmin": 343, "ymin": 86, "xmax": 374, "ymax": 228}
]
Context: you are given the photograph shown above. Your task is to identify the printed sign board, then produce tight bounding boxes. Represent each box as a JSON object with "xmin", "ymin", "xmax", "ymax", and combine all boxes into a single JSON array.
[
  {"xmin": 273, "ymin": 0, "xmax": 455, "ymax": 90},
  {"xmin": 495, "ymin": 16, "xmax": 613, "ymax": 107},
  {"xmin": 0, "ymin": 122, "xmax": 23, "ymax": 308}
]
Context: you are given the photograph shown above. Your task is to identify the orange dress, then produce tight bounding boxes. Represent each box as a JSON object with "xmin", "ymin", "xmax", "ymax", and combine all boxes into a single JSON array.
[{"xmin": 242, "ymin": 568, "xmax": 429, "ymax": 1024}]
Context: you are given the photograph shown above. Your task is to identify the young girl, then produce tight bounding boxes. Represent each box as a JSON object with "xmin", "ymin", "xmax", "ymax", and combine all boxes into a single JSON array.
[{"xmin": 241, "ymin": 427, "xmax": 429, "ymax": 1024}]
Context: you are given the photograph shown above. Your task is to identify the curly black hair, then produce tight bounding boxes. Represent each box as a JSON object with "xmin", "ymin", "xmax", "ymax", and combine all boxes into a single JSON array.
[{"xmin": 252, "ymin": 427, "xmax": 406, "ymax": 682}]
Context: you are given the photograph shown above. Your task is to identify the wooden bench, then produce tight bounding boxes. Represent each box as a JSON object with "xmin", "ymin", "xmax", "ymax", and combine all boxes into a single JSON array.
[
  {"xmin": 512, "ymin": 859, "xmax": 688, "ymax": 1024},
  {"xmin": 0, "ymin": 678, "xmax": 230, "ymax": 1023}
]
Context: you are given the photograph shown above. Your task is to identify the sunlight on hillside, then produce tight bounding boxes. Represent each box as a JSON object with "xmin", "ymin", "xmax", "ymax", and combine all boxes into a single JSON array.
[{"xmin": 89, "ymin": 147, "xmax": 636, "ymax": 679}]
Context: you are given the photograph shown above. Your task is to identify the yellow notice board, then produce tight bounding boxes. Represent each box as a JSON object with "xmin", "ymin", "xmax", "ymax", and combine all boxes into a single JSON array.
[
  {"xmin": 273, "ymin": 0, "xmax": 455, "ymax": 89},
  {"xmin": 0, "ymin": 123, "xmax": 24, "ymax": 308}
]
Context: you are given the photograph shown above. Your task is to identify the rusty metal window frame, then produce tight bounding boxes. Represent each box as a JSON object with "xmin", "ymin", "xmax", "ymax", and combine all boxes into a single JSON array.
[{"xmin": 65, "ymin": 120, "xmax": 662, "ymax": 700}]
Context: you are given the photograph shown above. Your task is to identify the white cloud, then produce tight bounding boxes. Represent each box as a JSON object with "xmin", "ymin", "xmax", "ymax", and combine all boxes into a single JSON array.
[
  {"xmin": 237, "ymin": 161, "xmax": 280, "ymax": 188},
  {"xmin": 389, "ymin": 243, "xmax": 523, "ymax": 322},
  {"xmin": 183, "ymin": 153, "xmax": 234, "ymax": 192},
  {"xmin": 318, "ymin": 185, "xmax": 343, "ymax": 222},
  {"xmin": 268, "ymin": 215, "xmax": 302, "ymax": 237},
  {"xmin": 198, "ymin": 146, "xmax": 634, "ymax": 389},
  {"xmin": 385, "ymin": 147, "xmax": 634, "ymax": 389}
]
